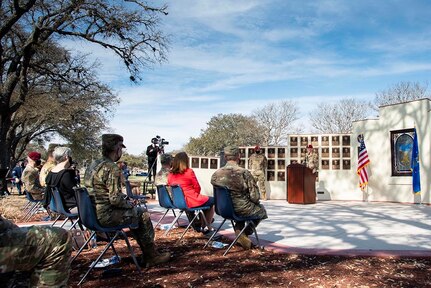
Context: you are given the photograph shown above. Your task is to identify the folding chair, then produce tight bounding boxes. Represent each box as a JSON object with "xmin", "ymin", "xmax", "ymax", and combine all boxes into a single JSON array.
[
  {"xmin": 125, "ymin": 180, "xmax": 149, "ymax": 209},
  {"xmin": 72, "ymin": 187, "xmax": 141, "ymax": 285},
  {"xmin": 22, "ymin": 191, "xmax": 43, "ymax": 222},
  {"xmin": 154, "ymin": 185, "xmax": 180, "ymax": 234},
  {"xmin": 49, "ymin": 187, "xmax": 80, "ymax": 230},
  {"xmin": 204, "ymin": 186, "xmax": 263, "ymax": 256},
  {"xmin": 170, "ymin": 184, "xmax": 210, "ymax": 243}
]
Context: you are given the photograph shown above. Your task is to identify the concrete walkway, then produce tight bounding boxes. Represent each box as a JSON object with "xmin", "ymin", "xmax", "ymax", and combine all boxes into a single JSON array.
[{"xmin": 148, "ymin": 200, "xmax": 431, "ymax": 257}]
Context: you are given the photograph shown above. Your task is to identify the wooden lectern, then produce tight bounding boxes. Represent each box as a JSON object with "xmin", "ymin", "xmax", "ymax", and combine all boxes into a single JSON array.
[{"xmin": 286, "ymin": 163, "xmax": 316, "ymax": 204}]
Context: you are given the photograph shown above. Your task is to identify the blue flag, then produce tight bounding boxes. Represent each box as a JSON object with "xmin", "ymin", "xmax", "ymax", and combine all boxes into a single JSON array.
[{"xmin": 411, "ymin": 128, "xmax": 420, "ymax": 194}]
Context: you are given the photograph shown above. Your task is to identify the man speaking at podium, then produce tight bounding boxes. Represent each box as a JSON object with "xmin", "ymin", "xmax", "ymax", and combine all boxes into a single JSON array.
[{"xmin": 302, "ymin": 144, "xmax": 319, "ymax": 174}]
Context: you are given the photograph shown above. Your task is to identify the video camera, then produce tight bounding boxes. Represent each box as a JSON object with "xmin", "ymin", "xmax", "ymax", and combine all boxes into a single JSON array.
[{"xmin": 154, "ymin": 135, "xmax": 169, "ymax": 150}]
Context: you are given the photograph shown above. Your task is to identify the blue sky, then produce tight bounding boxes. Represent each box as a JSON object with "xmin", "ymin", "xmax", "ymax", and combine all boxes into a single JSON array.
[{"xmin": 66, "ymin": 0, "xmax": 431, "ymax": 155}]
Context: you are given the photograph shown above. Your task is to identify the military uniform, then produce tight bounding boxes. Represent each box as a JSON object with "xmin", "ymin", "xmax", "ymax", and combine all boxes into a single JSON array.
[
  {"xmin": 0, "ymin": 215, "xmax": 72, "ymax": 287},
  {"xmin": 211, "ymin": 161, "xmax": 267, "ymax": 220},
  {"xmin": 248, "ymin": 152, "xmax": 268, "ymax": 200},
  {"xmin": 84, "ymin": 134, "xmax": 170, "ymax": 266},
  {"xmin": 22, "ymin": 165, "xmax": 44, "ymax": 200},
  {"xmin": 303, "ymin": 151, "xmax": 319, "ymax": 174}
]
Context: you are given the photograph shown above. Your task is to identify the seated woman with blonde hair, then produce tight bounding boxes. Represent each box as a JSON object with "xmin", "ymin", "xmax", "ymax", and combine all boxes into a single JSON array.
[{"xmin": 167, "ymin": 152, "xmax": 215, "ymax": 233}]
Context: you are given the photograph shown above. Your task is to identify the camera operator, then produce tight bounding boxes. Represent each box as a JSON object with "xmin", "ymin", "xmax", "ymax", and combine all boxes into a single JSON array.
[{"xmin": 146, "ymin": 138, "xmax": 160, "ymax": 182}]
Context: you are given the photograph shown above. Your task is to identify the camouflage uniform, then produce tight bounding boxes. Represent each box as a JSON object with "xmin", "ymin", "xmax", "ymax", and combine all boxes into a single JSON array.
[
  {"xmin": 304, "ymin": 151, "xmax": 319, "ymax": 174},
  {"xmin": 248, "ymin": 152, "xmax": 268, "ymax": 200},
  {"xmin": 22, "ymin": 165, "xmax": 44, "ymax": 200},
  {"xmin": 39, "ymin": 160, "xmax": 56, "ymax": 187},
  {"xmin": 84, "ymin": 156, "xmax": 156, "ymax": 254},
  {"xmin": 211, "ymin": 162, "xmax": 268, "ymax": 223},
  {"xmin": 0, "ymin": 215, "xmax": 72, "ymax": 287}
]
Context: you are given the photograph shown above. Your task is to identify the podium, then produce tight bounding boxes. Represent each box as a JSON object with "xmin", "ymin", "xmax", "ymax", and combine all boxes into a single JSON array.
[{"xmin": 286, "ymin": 163, "xmax": 316, "ymax": 204}]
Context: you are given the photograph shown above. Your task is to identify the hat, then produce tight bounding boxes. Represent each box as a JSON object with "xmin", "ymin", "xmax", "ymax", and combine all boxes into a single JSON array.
[
  {"xmin": 224, "ymin": 146, "xmax": 239, "ymax": 156},
  {"xmin": 254, "ymin": 145, "xmax": 261, "ymax": 151},
  {"xmin": 28, "ymin": 151, "xmax": 41, "ymax": 161},
  {"xmin": 102, "ymin": 134, "xmax": 126, "ymax": 150},
  {"xmin": 160, "ymin": 153, "xmax": 172, "ymax": 165},
  {"xmin": 307, "ymin": 144, "xmax": 313, "ymax": 149}
]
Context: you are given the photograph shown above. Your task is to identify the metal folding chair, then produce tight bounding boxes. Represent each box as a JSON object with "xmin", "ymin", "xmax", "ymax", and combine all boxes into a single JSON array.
[
  {"xmin": 204, "ymin": 185, "xmax": 263, "ymax": 256},
  {"xmin": 22, "ymin": 191, "xmax": 43, "ymax": 222},
  {"xmin": 72, "ymin": 187, "xmax": 141, "ymax": 285},
  {"xmin": 125, "ymin": 180, "xmax": 149, "ymax": 209},
  {"xmin": 154, "ymin": 185, "xmax": 180, "ymax": 234},
  {"xmin": 170, "ymin": 184, "xmax": 210, "ymax": 243}
]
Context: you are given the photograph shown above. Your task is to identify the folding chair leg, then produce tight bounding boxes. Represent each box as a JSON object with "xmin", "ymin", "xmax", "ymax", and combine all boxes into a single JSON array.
[
  {"xmin": 223, "ymin": 222, "xmax": 250, "ymax": 256},
  {"xmin": 50, "ymin": 214, "xmax": 62, "ymax": 227},
  {"xmin": 154, "ymin": 209, "xmax": 170, "ymax": 230},
  {"xmin": 71, "ymin": 231, "xmax": 95, "ymax": 263},
  {"xmin": 248, "ymin": 222, "xmax": 262, "ymax": 249},
  {"xmin": 176, "ymin": 211, "xmax": 201, "ymax": 244},
  {"xmin": 164, "ymin": 211, "xmax": 183, "ymax": 236},
  {"xmin": 120, "ymin": 231, "xmax": 141, "ymax": 273},
  {"xmin": 203, "ymin": 218, "xmax": 226, "ymax": 248}
]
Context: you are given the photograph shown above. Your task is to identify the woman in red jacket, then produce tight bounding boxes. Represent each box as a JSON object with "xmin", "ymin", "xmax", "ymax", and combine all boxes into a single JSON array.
[{"xmin": 167, "ymin": 152, "xmax": 215, "ymax": 232}]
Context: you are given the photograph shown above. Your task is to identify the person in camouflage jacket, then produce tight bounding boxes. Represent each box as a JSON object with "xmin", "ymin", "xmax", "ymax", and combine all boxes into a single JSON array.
[
  {"xmin": 248, "ymin": 145, "xmax": 268, "ymax": 200},
  {"xmin": 84, "ymin": 134, "xmax": 171, "ymax": 267},
  {"xmin": 0, "ymin": 215, "xmax": 72, "ymax": 287},
  {"xmin": 22, "ymin": 151, "xmax": 45, "ymax": 200},
  {"xmin": 211, "ymin": 146, "xmax": 267, "ymax": 249}
]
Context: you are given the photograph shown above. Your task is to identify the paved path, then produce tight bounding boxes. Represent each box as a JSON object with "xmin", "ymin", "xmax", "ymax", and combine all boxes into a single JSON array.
[{"xmin": 148, "ymin": 200, "xmax": 431, "ymax": 257}]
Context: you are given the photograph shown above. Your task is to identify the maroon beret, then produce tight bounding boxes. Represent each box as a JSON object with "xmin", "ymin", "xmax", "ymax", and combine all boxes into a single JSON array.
[{"xmin": 28, "ymin": 151, "xmax": 41, "ymax": 161}]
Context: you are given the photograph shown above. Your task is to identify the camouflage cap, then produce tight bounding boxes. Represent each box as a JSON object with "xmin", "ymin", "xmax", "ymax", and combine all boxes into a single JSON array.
[
  {"xmin": 224, "ymin": 146, "xmax": 239, "ymax": 156},
  {"xmin": 160, "ymin": 153, "xmax": 172, "ymax": 165},
  {"xmin": 102, "ymin": 134, "xmax": 126, "ymax": 150}
]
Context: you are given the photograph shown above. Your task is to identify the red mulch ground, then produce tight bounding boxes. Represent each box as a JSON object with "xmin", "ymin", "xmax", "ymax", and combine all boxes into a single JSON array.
[{"xmin": 3, "ymin": 196, "xmax": 431, "ymax": 287}]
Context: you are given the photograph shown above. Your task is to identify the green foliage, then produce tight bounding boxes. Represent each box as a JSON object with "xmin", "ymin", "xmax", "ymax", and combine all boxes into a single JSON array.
[{"xmin": 184, "ymin": 113, "xmax": 265, "ymax": 156}]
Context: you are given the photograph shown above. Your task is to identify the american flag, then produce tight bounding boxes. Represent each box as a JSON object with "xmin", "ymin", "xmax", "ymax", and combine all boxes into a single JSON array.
[{"xmin": 357, "ymin": 134, "xmax": 370, "ymax": 189}]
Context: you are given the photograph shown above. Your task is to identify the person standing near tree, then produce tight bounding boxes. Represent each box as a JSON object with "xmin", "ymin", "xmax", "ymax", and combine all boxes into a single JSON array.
[
  {"xmin": 146, "ymin": 138, "xmax": 159, "ymax": 182},
  {"xmin": 11, "ymin": 161, "xmax": 23, "ymax": 195},
  {"xmin": 248, "ymin": 145, "xmax": 268, "ymax": 200}
]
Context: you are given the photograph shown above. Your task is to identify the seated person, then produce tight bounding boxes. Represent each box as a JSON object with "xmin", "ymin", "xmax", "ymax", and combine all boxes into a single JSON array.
[
  {"xmin": 84, "ymin": 134, "xmax": 170, "ymax": 267},
  {"xmin": 45, "ymin": 147, "xmax": 78, "ymax": 212},
  {"xmin": 22, "ymin": 151, "xmax": 44, "ymax": 200},
  {"xmin": 167, "ymin": 152, "xmax": 215, "ymax": 232},
  {"xmin": 0, "ymin": 215, "xmax": 72, "ymax": 287},
  {"xmin": 154, "ymin": 154, "xmax": 172, "ymax": 186},
  {"xmin": 211, "ymin": 146, "xmax": 268, "ymax": 250}
]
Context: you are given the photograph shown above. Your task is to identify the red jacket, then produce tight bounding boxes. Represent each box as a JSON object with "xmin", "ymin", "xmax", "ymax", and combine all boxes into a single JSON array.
[{"xmin": 167, "ymin": 168, "xmax": 208, "ymax": 208}]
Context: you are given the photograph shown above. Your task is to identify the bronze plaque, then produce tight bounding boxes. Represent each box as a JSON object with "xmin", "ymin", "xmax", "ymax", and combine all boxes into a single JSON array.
[
  {"xmin": 300, "ymin": 148, "xmax": 307, "ymax": 158},
  {"xmin": 277, "ymin": 148, "xmax": 285, "ymax": 158},
  {"xmin": 267, "ymin": 171, "xmax": 275, "ymax": 181},
  {"xmin": 321, "ymin": 148, "xmax": 330, "ymax": 158},
  {"xmin": 210, "ymin": 159, "xmax": 218, "ymax": 169},
  {"xmin": 290, "ymin": 148, "xmax": 298, "ymax": 157},
  {"xmin": 268, "ymin": 160, "xmax": 275, "ymax": 169},
  {"xmin": 342, "ymin": 135, "xmax": 351, "ymax": 146},
  {"xmin": 268, "ymin": 148, "xmax": 276, "ymax": 159},
  {"xmin": 201, "ymin": 158, "xmax": 208, "ymax": 169},
  {"xmin": 332, "ymin": 147, "xmax": 340, "ymax": 158},
  {"xmin": 239, "ymin": 159, "xmax": 245, "ymax": 168},
  {"xmin": 332, "ymin": 136, "xmax": 340, "ymax": 146},
  {"xmin": 321, "ymin": 160, "xmax": 330, "ymax": 170},
  {"xmin": 342, "ymin": 147, "xmax": 350, "ymax": 158},
  {"xmin": 311, "ymin": 136, "xmax": 318, "ymax": 147},
  {"xmin": 277, "ymin": 171, "xmax": 285, "ymax": 181},
  {"xmin": 290, "ymin": 136, "xmax": 298, "ymax": 146},
  {"xmin": 343, "ymin": 159, "xmax": 351, "ymax": 170},
  {"xmin": 300, "ymin": 137, "xmax": 308, "ymax": 146},
  {"xmin": 322, "ymin": 136, "xmax": 329, "ymax": 146},
  {"xmin": 277, "ymin": 160, "xmax": 285, "ymax": 170},
  {"xmin": 191, "ymin": 158, "xmax": 199, "ymax": 168},
  {"xmin": 239, "ymin": 148, "xmax": 246, "ymax": 158},
  {"xmin": 332, "ymin": 159, "xmax": 340, "ymax": 170}
]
